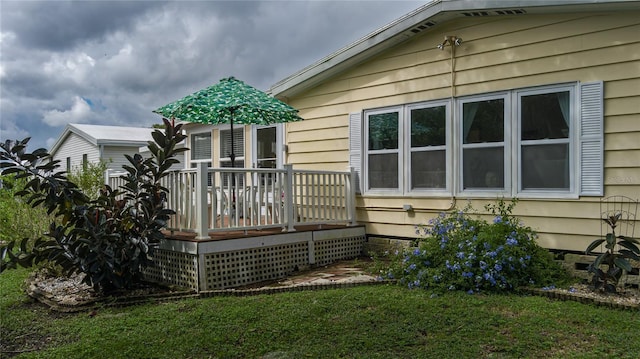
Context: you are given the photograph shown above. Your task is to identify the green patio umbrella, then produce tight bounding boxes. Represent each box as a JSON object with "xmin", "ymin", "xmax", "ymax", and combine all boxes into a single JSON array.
[{"xmin": 154, "ymin": 76, "xmax": 302, "ymax": 167}]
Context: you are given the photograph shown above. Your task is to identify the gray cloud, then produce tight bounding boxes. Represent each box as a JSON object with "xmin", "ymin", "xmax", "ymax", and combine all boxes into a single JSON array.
[
  {"xmin": 1, "ymin": 1, "xmax": 164, "ymax": 51},
  {"xmin": 0, "ymin": 0, "xmax": 423, "ymax": 150}
]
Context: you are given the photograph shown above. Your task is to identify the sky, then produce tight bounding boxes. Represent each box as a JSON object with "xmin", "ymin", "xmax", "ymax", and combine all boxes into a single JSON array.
[{"xmin": 0, "ymin": 0, "xmax": 424, "ymax": 151}]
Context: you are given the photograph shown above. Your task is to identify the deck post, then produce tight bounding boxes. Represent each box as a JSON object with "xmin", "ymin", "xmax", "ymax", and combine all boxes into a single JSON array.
[
  {"xmin": 348, "ymin": 167, "xmax": 358, "ymax": 226},
  {"xmin": 284, "ymin": 164, "xmax": 296, "ymax": 232},
  {"xmin": 195, "ymin": 162, "xmax": 209, "ymax": 240},
  {"xmin": 308, "ymin": 238, "xmax": 315, "ymax": 265},
  {"xmin": 197, "ymin": 253, "xmax": 207, "ymax": 292}
]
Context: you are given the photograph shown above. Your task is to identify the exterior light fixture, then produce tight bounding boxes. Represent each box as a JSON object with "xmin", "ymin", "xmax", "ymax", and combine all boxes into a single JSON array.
[{"xmin": 436, "ymin": 36, "xmax": 463, "ymax": 50}]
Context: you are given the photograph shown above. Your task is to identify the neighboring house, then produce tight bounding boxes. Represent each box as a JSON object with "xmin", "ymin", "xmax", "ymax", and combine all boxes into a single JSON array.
[
  {"xmin": 265, "ymin": 0, "xmax": 640, "ymax": 252},
  {"xmin": 49, "ymin": 123, "xmax": 160, "ymax": 173}
]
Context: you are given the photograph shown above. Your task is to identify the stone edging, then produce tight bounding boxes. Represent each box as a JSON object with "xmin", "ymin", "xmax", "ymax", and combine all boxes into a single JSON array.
[
  {"xmin": 523, "ymin": 287, "xmax": 639, "ymax": 311},
  {"xmin": 27, "ymin": 279, "xmax": 394, "ymax": 312},
  {"xmin": 28, "ymin": 279, "xmax": 638, "ymax": 312},
  {"xmin": 199, "ymin": 280, "xmax": 392, "ymax": 298}
]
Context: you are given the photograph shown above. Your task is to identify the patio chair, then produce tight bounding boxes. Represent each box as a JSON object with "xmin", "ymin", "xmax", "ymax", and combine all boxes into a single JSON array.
[
  {"xmin": 239, "ymin": 185, "xmax": 259, "ymax": 223},
  {"xmin": 210, "ymin": 187, "xmax": 229, "ymax": 228}
]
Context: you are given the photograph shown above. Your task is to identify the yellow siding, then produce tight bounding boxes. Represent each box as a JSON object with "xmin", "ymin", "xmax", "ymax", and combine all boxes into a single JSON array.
[
  {"xmin": 285, "ymin": 11, "xmax": 640, "ymax": 251},
  {"xmin": 605, "ymin": 114, "xmax": 638, "ymax": 134},
  {"xmin": 605, "ymin": 150, "xmax": 640, "ymax": 168}
]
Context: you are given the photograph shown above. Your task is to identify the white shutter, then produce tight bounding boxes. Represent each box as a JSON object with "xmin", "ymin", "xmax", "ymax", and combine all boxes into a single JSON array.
[
  {"xmin": 579, "ymin": 81, "xmax": 604, "ymax": 196},
  {"xmin": 349, "ymin": 112, "xmax": 363, "ymax": 194}
]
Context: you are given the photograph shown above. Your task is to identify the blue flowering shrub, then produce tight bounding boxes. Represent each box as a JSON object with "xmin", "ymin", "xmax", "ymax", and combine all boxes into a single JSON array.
[{"xmin": 382, "ymin": 199, "xmax": 568, "ymax": 293}]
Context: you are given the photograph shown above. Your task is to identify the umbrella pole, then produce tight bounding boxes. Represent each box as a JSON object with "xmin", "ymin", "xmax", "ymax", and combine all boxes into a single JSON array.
[{"xmin": 229, "ymin": 111, "xmax": 236, "ymax": 223}]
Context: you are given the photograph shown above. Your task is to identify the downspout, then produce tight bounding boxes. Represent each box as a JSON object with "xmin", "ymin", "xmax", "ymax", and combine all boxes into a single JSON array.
[
  {"xmin": 448, "ymin": 37, "xmax": 457, "ymax": 212},
  {"xmin": 444, "ymin": 36, "xmax": 463, "ymax": 211},
  {"xmin": 405, "ymin": 36, "xmax": 462, "ymax": 214}
]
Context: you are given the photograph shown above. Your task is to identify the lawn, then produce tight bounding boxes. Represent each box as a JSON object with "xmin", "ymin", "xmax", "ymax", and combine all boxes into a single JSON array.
[{"xmin": 1, "ymin": 268, "xmax": 639, "ymax": 359}]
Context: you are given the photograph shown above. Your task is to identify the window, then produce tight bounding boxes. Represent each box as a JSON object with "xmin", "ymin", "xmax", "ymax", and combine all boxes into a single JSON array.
[
  {"xmin": 460, "ymin": 96, "xmax": 507, "ymax": 191},
  {"xmin": 66, "ymin": 157, "xmax": 71, "ymax": 172},
  {"xmin": 366, "ymin": 109, "xmax": 400, "ymax": 190},
  {"xmin": 363, "ymin": 101, "xmax": 450, "ymax": 194},
  {"xmin": 220, "ymin": 128, "xmax": 244, "ymax": 187},
  {"xmin": 219, "ymin": 128, "xmax": 244, "ymax": 166},
  {"xmin": 190, "ymin": 132, "xmax": 212, "ymax": 185},
  {"xmin": 190, "ymin": 132, "xmax": 212, "ymax": 162},
  {"xmin": 82, "ymin": 154, "xmax": 88, "ymax": 170},
  {"xmin": 518, "ymin": 89, "xmax": 571, "ymax": 191},
  {"xmin": 351, "ymin": 81, "xmax": 603, "ymax": 198},
  {"xmin": 409, "ymin": 103, "xmax": 448, "ymax": 190},
  {"xmin": 458, "ymin": 84, "xmax": 575, "ymax": 196}
]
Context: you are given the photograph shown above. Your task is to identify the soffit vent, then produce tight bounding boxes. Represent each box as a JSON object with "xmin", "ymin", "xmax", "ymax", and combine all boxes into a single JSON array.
[
  {"xmin": 462, "ymin": 9, "xmax": 527, "ymax": 17},
  {"xmin": 495, "ymin": 9, "xmax": 527, "ymax": 15},
  {"xmin": 409, "ymin": 21, "xmax": 437, "ymax": 34},
  {"xmin": 462, "ymin": 11, "xmax": 490, "ymax": 17}
]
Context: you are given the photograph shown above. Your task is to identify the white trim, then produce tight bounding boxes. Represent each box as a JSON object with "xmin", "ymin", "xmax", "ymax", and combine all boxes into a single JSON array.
[
  {"xmin": 189, "ymin": 130, "xmax": 213, "ymax": 165},
  {"xmin": 251, "ymin": 124, "xmax": 284, "ymax": 169},
  {"xmin": 515, "ymin": 84, "xmax": 576, "ymax": 197},
  {"xmin": 578, "ymin": 81, "xmax": 604, "ymax": 196},
  {"xmin": 363, "ymin": 106, "xmax": 403, "ymax": 194},
  {"xmin": 348, "ymin": 112, "xmax": 363, "ymax": 194},
  {"xmin": 354, "ymin": 81, "xmax": 600, "ymax": 200},
  {"xmin": 405, "ymin": 100, "xmax": 451, "ymax": 194},
  {"xmin": 457, "ymin": 92, "xmax": 511, "ymax": 198}
]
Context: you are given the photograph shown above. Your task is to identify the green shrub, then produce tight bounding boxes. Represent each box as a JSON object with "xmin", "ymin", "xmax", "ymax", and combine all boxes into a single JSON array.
[
  {"xmin": 0, "ymin": 175, "xmax": 51, "ymax": 243},
  {"xmin": 67, "ymin": 159, "xmax": 111, "ymax": 200},
  {"xmin": 381, "ymin": 199, "xmax": 568, "ymax": 294}
]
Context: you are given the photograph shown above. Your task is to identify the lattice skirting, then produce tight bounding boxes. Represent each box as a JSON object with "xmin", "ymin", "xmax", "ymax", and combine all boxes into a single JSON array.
[
  {"xmin": 204, "ymin": 242, "xmax": 310, "ymax": 290},
  {"xmin": 314, "ymin": 235, "xmax": 366, "ymax": 266},
  {"xmin": 143, "ymin": 249, "xmax": 199, "ymax": 290},
  {"xmin": 146, "ymin": 227, "xmax": 366, "ymax": 291}
]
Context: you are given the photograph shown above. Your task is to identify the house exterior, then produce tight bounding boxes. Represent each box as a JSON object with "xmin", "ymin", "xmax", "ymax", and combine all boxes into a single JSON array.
[
  {"xmin": 180, "ymin": 121, "xmax": 285, "ymax": 174},
  {"xmin": 49, "ymin": 123, "xmax": 157, "ymax": 173},
  {"xmin": 266, "ymin": 0, "xmax": 640, "ymax": 252}
]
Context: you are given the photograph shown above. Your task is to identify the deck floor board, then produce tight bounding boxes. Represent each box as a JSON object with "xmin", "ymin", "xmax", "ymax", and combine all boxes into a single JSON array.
[{"xmin": 163, "ymin": 224, "xmax": 358, "ymax": 242}]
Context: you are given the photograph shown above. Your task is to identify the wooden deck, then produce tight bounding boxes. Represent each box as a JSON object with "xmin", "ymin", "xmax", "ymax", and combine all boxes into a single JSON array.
[
  {"xmin": 163, "ymin": 224, "xmax": 358, "ymax": 242},
  {"xmin": 150, "ymin": 224, "xmax": 367, "ymax": 291},
  {"xmin": 107, "ymin": 165, "xmax": 358, "ymax": 239}
]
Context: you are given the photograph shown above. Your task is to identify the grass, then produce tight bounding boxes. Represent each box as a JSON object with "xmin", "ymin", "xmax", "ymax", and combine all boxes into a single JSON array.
[{"xmin": 1, "ymin": 268, "xmax": 639, "ymax": 359}]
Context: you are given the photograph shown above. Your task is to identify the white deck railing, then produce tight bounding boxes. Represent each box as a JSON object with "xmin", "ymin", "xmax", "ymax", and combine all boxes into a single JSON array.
[{"xmin": 106, "ymin": 164, "xmax": 357, "ymax": 239}]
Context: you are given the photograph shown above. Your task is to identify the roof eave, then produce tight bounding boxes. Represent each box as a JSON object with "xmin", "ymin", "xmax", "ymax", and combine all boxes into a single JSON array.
[
  {"xmin": 48, "ymin": 124, "xmax": 98, "ymax": 154},
  {"xmin": 96, "ymin": 140, "xmax": 150, "ymax": 147},
  {"xmin": 268, "ymin": 0, "xmax": 444, "ymax": 99},
  {"xmin": 268, "ymin": 0, "xmax": 638, "ymax": 99}
]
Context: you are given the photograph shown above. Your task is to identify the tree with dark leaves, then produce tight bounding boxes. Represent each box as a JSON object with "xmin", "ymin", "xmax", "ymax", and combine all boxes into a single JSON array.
[{"xmin": 0, "ymin": 119, "xmax": 186, "ymax": 294}]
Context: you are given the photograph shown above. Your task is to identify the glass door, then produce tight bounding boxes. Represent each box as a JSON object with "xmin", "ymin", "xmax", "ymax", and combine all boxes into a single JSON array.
[
  {"xmin": 252, "ymin": 124, "xmax": 283, "ymax": 186},
  {"xmin": 256, "ymin": 126, "xmax": 277, "ymax": 169}
]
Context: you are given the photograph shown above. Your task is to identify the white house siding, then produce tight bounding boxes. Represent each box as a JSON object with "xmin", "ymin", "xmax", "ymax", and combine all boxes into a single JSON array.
[
  {"xmin": 102, "ymin": 145, "xmax": 146, "ymax": 172},
  {"xmin": 52, "ymin": 132, "xmax": 99, "ymax": 172},
  {"xmin": 284, "ymin": 11, "xmax": 640, "ymax": 252}
]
